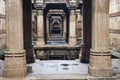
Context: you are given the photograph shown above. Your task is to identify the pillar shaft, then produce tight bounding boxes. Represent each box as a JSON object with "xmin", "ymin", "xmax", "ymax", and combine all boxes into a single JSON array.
[
  {"xmin": 69, "ymin": 10, "xmax": 76, "ymax": 46},
  {"xmin": 36, "ymin": 10, "xmax": 44, "ymax": 46},
  {"xmin": 46, "ymin": 15, "xmax": 50, "ymax": 40},
  {"xmin": 23, "ymin": 0, "xmax": 34, "ymax": 63},
  {"xmin": 89, "ymin": 0, "xmax": 112, "ymax": 77},
  {"xmin": 76, "ymin": 10, "xmax": 83, "ymax": 39},
  {"xmin": 81, "ymin": 0, "xmax": 92, "ymax": 63},
  {"xmin": 32, "ymin": 10, "xmax": 37, "ymax": 39},
  {"xmin": 63, "ymin": 16, "xmax": 66, "ymax": 39},
  {"xmin": 4, "ymin": 0, "xmax": 26, "ymax": 78}
]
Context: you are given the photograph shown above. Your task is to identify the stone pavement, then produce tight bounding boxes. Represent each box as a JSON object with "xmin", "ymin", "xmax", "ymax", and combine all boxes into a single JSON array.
[{"xmin": 0, "ymin": 59, "xmax": 119, "ymax": 80}]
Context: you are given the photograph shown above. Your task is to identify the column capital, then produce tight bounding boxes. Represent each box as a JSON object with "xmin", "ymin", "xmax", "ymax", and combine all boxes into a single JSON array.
[
  {"xmin": 76, "ymin": 9, "xmax": 81, "ymax": 13},
  {"xmin": 37, "ymin": 10, "xmax": 43, "ymax": 15},
  {"xmin": 70, "ymin": 9, "xmax": 76, "ymax": 15},
  {"xmin": 76, "ymin": 9, "xmax": 81, "ymax": 15}
]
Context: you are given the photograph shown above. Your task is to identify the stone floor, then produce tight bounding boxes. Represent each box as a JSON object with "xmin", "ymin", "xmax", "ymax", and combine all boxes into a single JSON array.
[{"xmin": 0, "ymin": 59, "xmax": 119, "ymax": 80}]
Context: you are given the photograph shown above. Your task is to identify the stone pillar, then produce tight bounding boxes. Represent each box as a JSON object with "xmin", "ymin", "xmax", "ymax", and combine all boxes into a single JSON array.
[
  {"xmin": 23, "ymin": 0, "xmax": 35, "ymax": 63},
  {"xmin": 36, "ymin": 10, "xmax": 44, "ymax": 46},
  {"xmin": 76, "ymin": 9, "xmax": 82, "ymax": 39},
  {"xmin": 46, "ymin": 15, "xmax": 50, "ymax": 40},
  {"xmin": 89, "ymin": 0, "xmax": 112, "ymax": 77},
  {"xmin": 4, "ymin": 0, "xmax": 26, "ymax": 78},
  {"xmin": 69, "ymin": 10, "xmax": 76, "ymax": 46},
  {"xmin": 63, "ymin": 15, "xmax": 66, "ymax": 39},
  {"xmin": 80, "ymin": 0, "xmax": 92, "ymax": 63},
  {"xmin": 32, "ymin": 10, "xmax": 37, "ymax": 40}
]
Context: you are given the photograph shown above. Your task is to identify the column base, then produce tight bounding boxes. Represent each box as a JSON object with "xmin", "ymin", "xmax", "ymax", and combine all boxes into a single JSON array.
[
  {"xmin": 89, "ymin": 76, "xmax": 116, "ymax": 80},
  {"xmin": 63, "ymin": 33, "xmax": 66, "ymax": 39},
  {"xmin": 89, "ymin": 66, "xmax": 112, "ymax": 77},
  {"xmin": 69, "ymin": 37, "xmax": 76, "ymax": 46},
  {"xmin": 88, "ymin": 49, "xmax": 112, "ymax": 77},
  {"xmin": 3, "ymin": 50, "xmax": 27, "ymax": 78}
]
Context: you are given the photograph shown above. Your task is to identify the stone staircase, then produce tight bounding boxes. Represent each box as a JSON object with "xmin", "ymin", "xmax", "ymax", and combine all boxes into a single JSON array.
[{"xmin": 47, "ymin": 36, "xmax": 66, "ymax": 45}]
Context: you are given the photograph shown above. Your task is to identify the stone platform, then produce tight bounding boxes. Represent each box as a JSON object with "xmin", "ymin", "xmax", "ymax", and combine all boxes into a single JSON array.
[{"xmin": 34, "ymin": 45, "xmax": 81, "ymax": 60}]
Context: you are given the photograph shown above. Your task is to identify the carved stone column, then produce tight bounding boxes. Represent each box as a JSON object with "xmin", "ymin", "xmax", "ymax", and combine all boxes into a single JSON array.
[
  {"xmin": 69, "ymin": 10, "xmax": 76, "ymax": 46},
  {"xmin": 89, "ymin": 0, "xmax": 112, "ymax": 77},
  {"xmin": 46, "ymin": 14, "xmax": 50, "ymax": 40},
  {"xmin": 23, "ymin": 0, "xmax": 35, "ymax": 63},
  {"xmin": 4, "ymin": 0, "xmax": 26, "ymax": 78},
  {"xmin": 63, "ymin": 15, "xmax": 66, "ymax": 40},
  {"xmin": 80, "ymin": 0, "xmax": 92, "ymax": 63},
  {"xmin": 76, "ymin": 9, "xmax": 82, "ymax": 39},
  {"xmin": 36, "ymin": 10, "xmax": 44, "ymax": 46},
  {"xmin": 32, "ymin": 10, "xmax": 37, "ymax": 40}
]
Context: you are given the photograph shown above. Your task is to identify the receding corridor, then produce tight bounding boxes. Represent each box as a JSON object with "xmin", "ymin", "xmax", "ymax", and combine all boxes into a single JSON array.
[{"xmin": 0, "ymin": 0, "xmax": 120, "ymax": 80}]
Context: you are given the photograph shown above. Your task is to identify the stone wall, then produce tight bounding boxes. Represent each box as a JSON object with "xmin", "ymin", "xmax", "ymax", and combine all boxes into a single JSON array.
[
  {"xmin": 0, "ymin": 0, "xmax": 5, "ymax": 50},
  {"xmin": 109, "ymin": 0, "xmax": 120, "ymax": 52}
]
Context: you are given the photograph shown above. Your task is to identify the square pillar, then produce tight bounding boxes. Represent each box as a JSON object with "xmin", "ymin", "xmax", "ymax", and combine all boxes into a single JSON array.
[
  {"xmin": 23, "ymin": 0, "xmax": 35, "ymax": 63},
  {"xmin": 76, "ymin": 9, "xmax": 83, "ymax": 39},
  {"xmin": 80, "ymin": 0, "xmax": 92, "ymax": 63},
  {"xmin": 63, "ymin": 15, "xmax": 67, "ymax": 39},
  {"xmin": 4, "ymin": 0, "xmax": 27, "ymax": 78},
  {"xmin": 89, "ymin": 0, "xmax": 112, "ymax": 77},
  {"xmin": 46, "ymin": 15, "xmax": 50, "ymax": 41},
  {"xmin": 36, "ymin": 10, "xmax": 44, "ymax": 46},
  {"xmin": 69, "ymin": 10, "xmax": 77, "ymax": 46}
]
